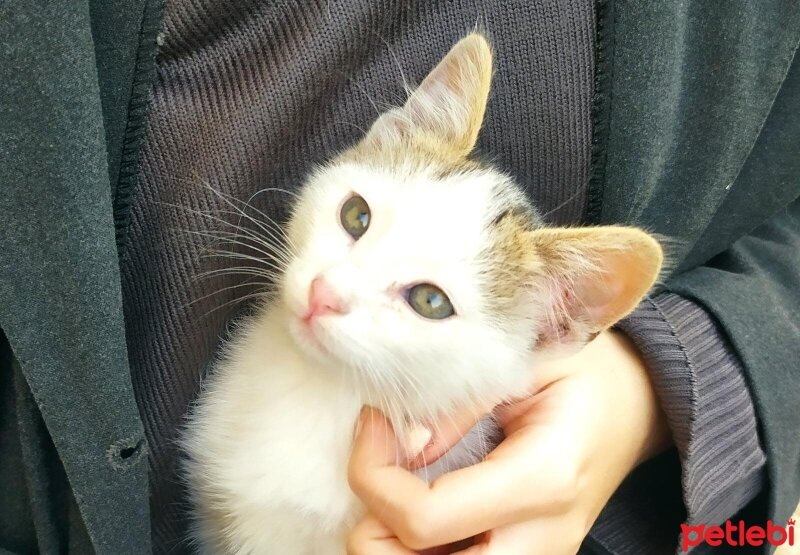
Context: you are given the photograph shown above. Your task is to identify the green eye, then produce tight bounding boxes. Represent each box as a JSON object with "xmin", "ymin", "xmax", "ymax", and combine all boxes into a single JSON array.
[
  {"xmin": 406, "ymin": 283, "xmax": 455, "ymax": 320},
  {"xmin": 340, "ymin": 195, "xmax": 370, "ymax": 240}
]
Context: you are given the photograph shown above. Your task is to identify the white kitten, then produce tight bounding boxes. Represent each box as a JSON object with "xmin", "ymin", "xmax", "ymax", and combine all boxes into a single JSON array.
[{"xmin": 183, "ymin": 33, "xmax": 662, "ymax": 554}]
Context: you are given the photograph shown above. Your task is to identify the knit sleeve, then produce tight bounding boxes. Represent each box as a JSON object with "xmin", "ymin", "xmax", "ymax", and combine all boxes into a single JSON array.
[{"xmin": 587, "ymin": 292, "xmax": 766, "ymax": 554}]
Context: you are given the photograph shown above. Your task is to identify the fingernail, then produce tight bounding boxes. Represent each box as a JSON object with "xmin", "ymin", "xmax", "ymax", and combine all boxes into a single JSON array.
[{"xmin": 402, "ymin": 425, "xmax": 433, "ymax": 459}]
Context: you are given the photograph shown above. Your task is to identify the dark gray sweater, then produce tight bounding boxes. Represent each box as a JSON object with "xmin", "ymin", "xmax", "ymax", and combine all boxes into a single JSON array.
[
  {"xmin": 7, "ymin": 0, "xmax": 800, "ymax": 552},
  {"xmin": 121, "ymin": 1, "xmax": 765, "ymax": 553}
]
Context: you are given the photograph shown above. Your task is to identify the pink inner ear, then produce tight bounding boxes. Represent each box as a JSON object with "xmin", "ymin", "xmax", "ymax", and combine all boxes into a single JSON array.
[
  {"xmin": 535, "ymin": 261, "xmax": 631, "ymax": 351},
  {"xmin": 403, "ymin": 59, "xmax": 475, "ymax": 140},
  {"xmin": 573, "ymin": 271, "xmax": 626, "ymax": 326},
  {"xmin": 532, "ymin": 279, "xmax": 586, "ymax": 351}
]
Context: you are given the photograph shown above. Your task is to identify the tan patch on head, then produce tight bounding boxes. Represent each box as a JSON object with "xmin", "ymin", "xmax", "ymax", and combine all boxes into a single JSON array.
[
  {"xmin": 484, "ymin": 206, "xmax": 543, "ymax": 316},
  {"xmin": 485, "ymin": 222, "xmax": 663, "ymax": 346}
]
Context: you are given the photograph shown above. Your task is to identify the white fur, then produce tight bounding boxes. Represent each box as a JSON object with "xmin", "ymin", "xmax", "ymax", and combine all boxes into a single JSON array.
[
  {"xmin": 182, "ymin": 159, "xmax": 539, "ymax": 554},
  {"xmin": 184, "ymin": 34, "xmax": 543, "ymax": 554}
]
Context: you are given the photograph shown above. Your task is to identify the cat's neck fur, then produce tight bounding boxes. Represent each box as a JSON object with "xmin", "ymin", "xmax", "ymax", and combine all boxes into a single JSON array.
[
  {"xmin": 246, "ymin": 299, "xmax": 490, "ymax": 436},
  {"xmin": 242, "ymin": 304, "xmax": 348, "ymax": 396}
]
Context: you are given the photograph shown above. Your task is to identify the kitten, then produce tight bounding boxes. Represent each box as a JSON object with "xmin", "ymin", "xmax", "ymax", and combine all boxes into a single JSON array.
[{"xmin": 183, "ymin": 33, "xmax": 662, "ymax": 554}]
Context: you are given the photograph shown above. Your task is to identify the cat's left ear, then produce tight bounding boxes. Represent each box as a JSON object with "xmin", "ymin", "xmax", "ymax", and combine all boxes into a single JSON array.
[
  {"xmin": 363, "ymin": 33, "xmax": 493, "ymax": 157},
  {"xmin": 527, "ymin": 226, "xmax": 663, "ymax": 353}
]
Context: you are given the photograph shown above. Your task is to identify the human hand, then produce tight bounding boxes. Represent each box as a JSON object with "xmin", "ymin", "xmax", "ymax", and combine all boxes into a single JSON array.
[{"xmin": 346, "ymin": 330, "xmax": 672, "ymax": 554}]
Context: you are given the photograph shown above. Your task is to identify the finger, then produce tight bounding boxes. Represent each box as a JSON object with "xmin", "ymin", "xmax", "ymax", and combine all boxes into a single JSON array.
[
  {"xmin": 349, "ymin": 408, "xmax": 570, "ymax": 549},
  {"xmin": 408, "ymin": 407, "xmax": 487, "ymax": 469},
  {"xmin": 453, "ymin": 519, "xmax": 583, "ymax": 555},
  {"xmin": 347, "ymin": 514, "xmax": 416, "ymax": 555},
  {"xmin": 493, "ymin": 393, "xmax": 540, "ymax": 430},
  {"xmin": 352, "ymin": 407, "xmax": 403, "ymax": 466},
  {"xmin": 353, "ymin": 404, "xmax": 490, "ymax": 470}
]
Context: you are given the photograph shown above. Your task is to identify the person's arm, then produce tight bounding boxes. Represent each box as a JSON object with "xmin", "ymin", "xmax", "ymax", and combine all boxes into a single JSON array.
[
  {"xmin": 668, "ymin": 198, "xmax": 800, "ymax": 532},
  {"xmin": 590, "ymin": 294, "xmax": 766, "ymax": 553},
  {"xmin": 592, "ymin": 197, "xmax": 800, "ymax": 555}
]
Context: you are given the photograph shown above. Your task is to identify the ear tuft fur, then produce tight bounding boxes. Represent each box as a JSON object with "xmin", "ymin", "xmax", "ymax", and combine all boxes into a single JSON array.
[{"xmin": 362, "ymin": 33, "xmax": 493, "ymax": 159}]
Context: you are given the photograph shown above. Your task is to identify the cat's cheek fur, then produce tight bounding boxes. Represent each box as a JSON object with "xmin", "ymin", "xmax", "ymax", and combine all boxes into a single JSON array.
[{"xmin": 343, "ymin": 313, "xmax": 535, "ymax": 421}]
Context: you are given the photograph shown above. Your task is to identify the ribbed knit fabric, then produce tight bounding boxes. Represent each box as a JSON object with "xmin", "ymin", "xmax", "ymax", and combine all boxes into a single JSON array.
[
  {"xmin": 122, "ymin": 1, "xmax": 596, "ymax": 552},
  {"xmin": 122, "ymin": 1, "xmax": 766, "ymax": 553},
  {"xmin": 595, "ymin": 293, "xmax": 767, "ymax": 554}
]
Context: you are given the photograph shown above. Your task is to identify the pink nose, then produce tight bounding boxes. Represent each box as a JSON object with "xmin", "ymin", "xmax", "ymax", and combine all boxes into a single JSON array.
[{"xmin": 304, "ymin": 275, "xmax": 347, "ymax": 322}]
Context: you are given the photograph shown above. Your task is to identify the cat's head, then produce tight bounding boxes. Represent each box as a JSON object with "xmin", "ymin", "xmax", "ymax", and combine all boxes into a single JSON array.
[{"xmin": 278, "ymin": 34, "xmax": 662, "ymax": 420}]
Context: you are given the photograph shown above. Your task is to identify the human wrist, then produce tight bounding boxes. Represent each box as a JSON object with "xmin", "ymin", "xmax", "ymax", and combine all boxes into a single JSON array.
[
  {"xmin": 579, "ymin": 331, "xmax": 672, "ymax": 468},
  {"xmin": 604, "ymin": 330, "xmax": 673, "ymax": 464},
  {"xmin": 549, "ymin": 330, "xmax": 674, "ymax": 528}
]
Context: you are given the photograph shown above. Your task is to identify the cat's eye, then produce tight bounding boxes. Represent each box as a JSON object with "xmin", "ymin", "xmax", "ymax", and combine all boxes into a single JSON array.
[
  {"xmin": 340, "ymin": 195, "xmax": 370, "ymax": 240},
  {"xmin": 405, "ymin": 283, "xmax": 455, "ymax": 320}
]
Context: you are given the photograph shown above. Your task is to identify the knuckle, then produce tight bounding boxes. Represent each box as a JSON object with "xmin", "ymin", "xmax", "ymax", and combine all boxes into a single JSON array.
[
  {"xmin": 346, "ymin": 465, "xmax": 367, "ymax": 496},
  {"xmin": 547, "ymin": 466, "xmax": 581, "ymax": 510},
  {"xmin": 397, "ymin": 504, "xmax": 441, "ymax": 550}
]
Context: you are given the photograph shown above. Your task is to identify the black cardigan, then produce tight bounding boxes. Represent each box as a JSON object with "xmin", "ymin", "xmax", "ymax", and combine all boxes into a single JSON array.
[{"xmin": 0, "ymin": 1, "xmax": 798, "ymax": 554}]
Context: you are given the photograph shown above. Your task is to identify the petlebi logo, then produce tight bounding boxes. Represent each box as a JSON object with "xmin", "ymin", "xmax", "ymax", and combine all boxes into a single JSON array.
[{"xmin": 681, "ymin": 519, "xmax": 795, "ymax": 551}]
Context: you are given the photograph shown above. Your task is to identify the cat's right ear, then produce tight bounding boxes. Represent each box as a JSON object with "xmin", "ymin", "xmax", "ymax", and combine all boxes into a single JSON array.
[{"xmin": 361, "ymin": 33, "xmax": 493, "ymax": 158}]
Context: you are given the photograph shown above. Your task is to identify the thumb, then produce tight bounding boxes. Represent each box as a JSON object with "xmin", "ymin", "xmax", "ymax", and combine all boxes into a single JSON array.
[
  {"xmin": 351, "ymin": 407, "xmax": 401, "ymax": 468},
  {"xmin": 408, "ymin": 405, "xmax": 492, "ymax": 470}
]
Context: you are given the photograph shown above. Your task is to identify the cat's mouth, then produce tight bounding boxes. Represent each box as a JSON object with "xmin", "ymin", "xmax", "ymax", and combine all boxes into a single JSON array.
[
  {"xmin": 290, "ymin": 311, "xmax": 335, "ymax": 358},
  {"xmin": 299, "ymin": 318, "xmax": 325, "ymax": 347}
]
